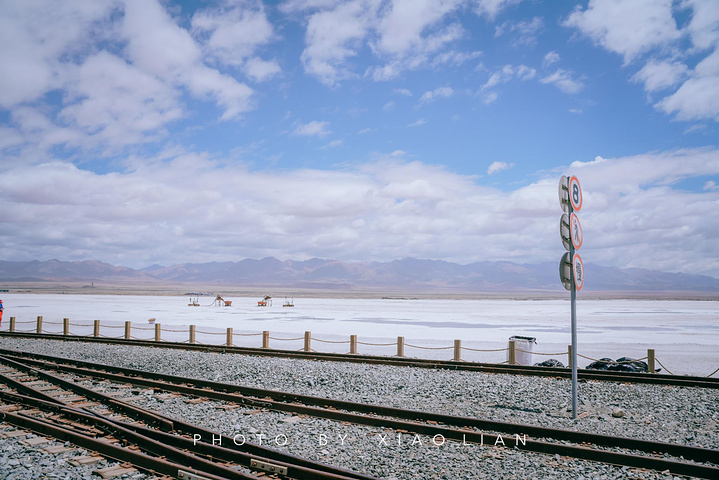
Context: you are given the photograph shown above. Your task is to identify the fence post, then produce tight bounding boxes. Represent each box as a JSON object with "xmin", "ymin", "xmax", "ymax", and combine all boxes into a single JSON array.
[
  {"xmin": 567, "ymin": 345, "xmax": 572, "ymax": 369},
  {"xmin": 453, "ymin": 339, "xmax": 462, "ymax": 362},
  {"xmin": 93, "ymin": 320, "xmax": 100, "ymax": 338},
  {"xmin": 125, "ymin": 321, "xmax": 131, "ymax": 340},
  {"xmin": 304, "ymin": 331, "xmax": 311, "ymax": 352},
  {"xmin": 189, "ymin": 325, "xmax": 196, "ymax": 344},
  {"xmin": 63, "ymin": 318, "xmax": 70, "ymax": 336},
  {"xmin": 226, "ymin": 328, "xmax": 233, "ymax": 347},
  {"xmin": 350, "ymin": 335, "xmax": 358, "ymax": 354},
  {"xmin": 155, "ymin": 323, "xmax": 161, "ymax": 342},
  {"xmin": 262, "ymin": 331, "xmax": 270, "ymax": 349},
  {"xmin": 508, "ymin": 340, "xmax": 516, "ymax": 365},
  {"xmin": 36, "ymin": 316, "xmax": 43, "ymax": 334},
  {"xmin": 9, "ymin": 317, "xmax": 15, "ymax": 332},
  {"xmin": 397, "ymin": 336, "xmax": 405, "ymax": 357},
  {"xmin": 647, "ymin": 348, "xmax": 655, "ymax": 373}
]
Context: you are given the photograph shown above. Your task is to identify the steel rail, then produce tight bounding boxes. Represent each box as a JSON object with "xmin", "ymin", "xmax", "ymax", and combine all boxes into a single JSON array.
[
  {"xmin": 0, "ymin": 359, "xmax": 378, "ymax": 480},
  {"xmin": 1, "ymin": 334, "xmax": 717, "ymax": 389},
  {"xmin": 2, "ymin": 350, "xmax": 718, "ymax": 479}
]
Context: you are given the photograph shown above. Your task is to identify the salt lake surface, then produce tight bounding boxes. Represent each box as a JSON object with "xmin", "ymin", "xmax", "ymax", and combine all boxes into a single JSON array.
[{"xmin": 1, "ymin": 294, "xmax": 717, "ymax": 376}]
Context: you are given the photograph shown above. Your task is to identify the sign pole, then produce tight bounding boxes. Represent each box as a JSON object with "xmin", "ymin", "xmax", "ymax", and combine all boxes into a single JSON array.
[{"xmin": 569, "ymin": 210, "xmax": 578, "ymax": 419}]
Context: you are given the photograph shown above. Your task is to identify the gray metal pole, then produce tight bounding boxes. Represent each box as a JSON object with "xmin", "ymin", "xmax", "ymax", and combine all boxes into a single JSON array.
[{"xmin": 569, "ymin": 205, "xmax": 578, "ymax": 420}]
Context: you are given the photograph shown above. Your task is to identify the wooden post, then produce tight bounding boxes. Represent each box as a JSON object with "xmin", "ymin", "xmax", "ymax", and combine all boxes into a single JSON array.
[
  {"xmin": 397, "ymin": 336, "xmax": 405, "ymax": 357},
  {"xmin": 189, "ymin": 325, "xmax": 196, "ymax": 344},
  {"xmin": 647, "ymin": 348, "xmax": 655, "ymax": 373},
  {"xmin": 9, "ymin": 317, "xmax": 16, "ymax": 332},
  {"xmin": 36, "ymin": 316, "xmax": 43, "ymax": 334},
  {"xmin": 124, "ymin": 321, "xmax": 131, "ymax": 340},
  {"xmin": 453, "ymin": 339, "xmax": 462, "ymax": 362},
  {"xmin": 304, "ymin": 331, "xmax": 311, "ymax": 352},
  {"xmin": 508, "ymin": 340, "xmax": 516, "ymax": 365},
  {"xmin": 93, "ymin": 320, "xmax": 100, "ymax": 338},
  {"xmin": 226, "ymin": 327, "xmax": 233, "ymax": 347},
  {"xmin": 262, "ymin": 330, "xmax": 270, "ymax": 349},
  {"xmin": 63, "ymin": 318, "xmax": 70, "ymax": 336},
  {"xmin": 154, "ymin": 323, "xmax": 161, "ymax": 342},
  {"xmin": 350, "ymin": 335, "xmax": 358, "ymax": 354},
  {"xmin": 567, "ymin": 345, "xmax": 572, "ymax": 369}
]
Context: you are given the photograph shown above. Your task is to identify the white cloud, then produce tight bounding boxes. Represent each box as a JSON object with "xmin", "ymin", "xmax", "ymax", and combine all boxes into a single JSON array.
[
  {"xmin": 393, "ymin": 88, "xmax": 413, "ymax": 96},
  {"xmin": 540, "ymin": 69, "xmax": 584, "ymax": 94},
  {"xmin": 654, "ymin": 49, "xmax": 719, "ymax": 121},
  {"xmin": 299, "ymin": 0, "xmax": 379, "ymax": 86},
  {"xmin": 408, "ymin": 118, "xmax": 427, "ymax": 127},
  {"xmin": 293, "ymin": 120, "xmax": 331, "ymax": 136},
  {"xmin": 543, "ymin": 51, "xmax": 560, "ymax": 66},
  {"xmin": 482, "ymin": 64, "xmax": 535, "ymax": 90},
  {"xmin": 494, "ymin": 16, "xmax": 543, "ymax": 45},
  {"xmin": 683, "ymin": 0, "xmax": 719, "ymax": 52},
  {"xmin": 564, "ymin": 0, "xmax": 681, "ymax": 64},
  {"xmin": 704, "ymin": 180, "xmax": 719, "ymax": 191},
  {"xmin": 470, "ymin": 0, "xmax": 524, "ymax": 20},
  {"xmin": 419, "ymin": 86, "xmax": 454, "ymax": 103},
  {"xmin": 191, "ymin": 2, "xmax": 276, "ymax": 66},
  {"xmin": 122, "ymin": 0, "xmax": 255, "ymax": 121},
  {"xmin": 2, "ymin": 148, "xmax": 717, "ymax": 276},
  {"xmin": 482, "ymin": 91, "xmax": 498, "ymax": 104},
  {"xmin": 244, "ymin": 57, "xmax": 282, "ymax": 82},
  {"xmin": 487, "ymin": 161, "xmax": 513, "ymax": 174},
  {"xmin": 632, "ymin": 59, "xmax": 689, "ymax": 92}
]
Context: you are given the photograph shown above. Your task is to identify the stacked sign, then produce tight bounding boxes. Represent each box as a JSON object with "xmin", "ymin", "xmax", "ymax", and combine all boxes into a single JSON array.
[{"xmin": 559, "ymin": 176, "xmax": 584, "ymax": 290}]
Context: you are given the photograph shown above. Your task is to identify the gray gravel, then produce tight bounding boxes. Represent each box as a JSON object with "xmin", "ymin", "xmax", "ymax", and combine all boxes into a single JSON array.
[{"xmin": 1, "ymin": 336, "xmax": 716, "ymax": 480}]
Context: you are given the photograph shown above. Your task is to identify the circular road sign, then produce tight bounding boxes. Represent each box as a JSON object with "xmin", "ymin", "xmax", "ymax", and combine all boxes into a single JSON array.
[
  {"xmin": 559, "ymin": 252, "xmax": 572, "ymax": 291},
  {"xmin": 569, "ymin": 176, "xmax": 582, "ymax": 212},
  {"xmin": 570, "ymin": 212, "xmax": 583, "ymax": 250},
  {"xmin": 560, "ymin": 214, "xmax": 571, "ymax": 251},
  {"xmin": 573, "ymin": 253, "xmax": 585, "ymax": 291},
  {"xmin": 558, "ymin": 176, "xmax": 569, "ymax": 212}
]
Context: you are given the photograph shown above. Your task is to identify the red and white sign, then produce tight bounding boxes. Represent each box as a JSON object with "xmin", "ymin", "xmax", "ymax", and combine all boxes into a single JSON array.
[
  {"xmin": 573, "ymin": 253, "xmax": 585, "ymax": 291},
  {"xmin": 570, "ymin": 212, "xmax": 583, "ymax": 250},
  {"xmin": 569, "ymin": 176, "xmax": 582, "ymax": 212}
]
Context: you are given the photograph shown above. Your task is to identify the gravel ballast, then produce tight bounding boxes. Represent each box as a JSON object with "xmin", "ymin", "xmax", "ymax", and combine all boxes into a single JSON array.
[{"xmin": 1, "ymin": 336, "xmax": 716, "ymax": 480}]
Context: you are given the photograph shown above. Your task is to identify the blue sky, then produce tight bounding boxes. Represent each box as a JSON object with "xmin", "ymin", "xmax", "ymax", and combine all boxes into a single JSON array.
[{"xmin": 1, "ymin": 0, "xmax": 718, "ymax": 278}]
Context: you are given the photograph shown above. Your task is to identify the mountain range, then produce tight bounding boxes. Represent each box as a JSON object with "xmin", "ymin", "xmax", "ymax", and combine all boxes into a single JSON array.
[{"xmin": 1, "ymin": 258, "xmax": 718, "ymax": 294}]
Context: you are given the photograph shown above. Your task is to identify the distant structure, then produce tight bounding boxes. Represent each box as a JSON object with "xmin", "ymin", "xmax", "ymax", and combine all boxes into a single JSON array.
[
  {"xmin": 257, "ymin": 295, "xmax": 272, "ymax": 307},
  {"xmin": 212, "ymin": 295, "xmax": 232, "ymax": 307}
]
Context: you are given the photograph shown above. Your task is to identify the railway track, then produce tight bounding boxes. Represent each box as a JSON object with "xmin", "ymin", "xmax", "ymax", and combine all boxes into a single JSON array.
[
  {"xmin": 1, "ymin": 349, "xmax": 717, "ymax": 479},
  {"xmin": 1, "ymin": 331, "xmax": 717, "ymax": 389},
  {"xmin": 0, "ymin": 353, "xmax": 379, "ymax": 480}
]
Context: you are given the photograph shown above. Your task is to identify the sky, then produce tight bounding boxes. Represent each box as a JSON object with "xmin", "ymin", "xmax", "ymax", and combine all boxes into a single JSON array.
[{"xmin": 0, "ymin": 0, "xmax": 718, "ymax": 279}]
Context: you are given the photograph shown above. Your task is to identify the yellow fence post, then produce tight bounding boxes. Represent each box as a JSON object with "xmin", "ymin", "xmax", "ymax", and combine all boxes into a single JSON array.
[
  {"xmin": 226, "ymin": 327, "xmax": 233, "ymax": 347},
  {"xmin": 453, "ymin": 339, "xmax": 462, "ymax": 362},
  {"xmin": 36, "ymin": 316, "xmax": 43, "ymax": 334},
  {"xmin": 155, "ymin": 323, "xmax": 161, "ymax": 342},
  {"xmin": 397, "ymin": 336, "xmax": 405, "ymax": 357},
  {"xmin": 63, "ymin": 318, "xmax": 70, "ymax": 336},
  {"xmin": 350, "ymin": 335, "xmax": 358, "ymax": 354},
  {"xmin": 189, "ymin": 325, "xmax": 196, "ymax": 344},
  {"xmin": 304, "ymin": 331, "xmax": 311, "ymax": 352},
  {"xmin": 262, "ymin": 331, "xmax": 270, "ymax": 349},
  {"xmin": 647, "ymin": 348, "xmax": 656, "ymax": 373},
  {"xmin": 508, "ymin": 340, "xmax": 516, "ymax": 365},
  {"xmin": 124, "ymin": 321, "xmax": 131, "ymax": 340},
  {"xmin": 9, "ymin": 317, "xmax": 15, "ymax": 332},
  {"xmin": 567, "ymin": 345, "xmax": 572, "ymax": 369},
  {"xmin": 93, "ymin": 320, "xmax": 100, "ymax": 338}
]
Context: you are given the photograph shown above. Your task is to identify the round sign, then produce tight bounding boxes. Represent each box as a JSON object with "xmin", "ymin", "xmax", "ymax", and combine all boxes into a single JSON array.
[
  {"xmin": 569, "ymin": 176, "xmax": 582, "ymax": 212},
  {"xmin": 569, "ymin": 212, "xmax": 583, "ymax": 250},
  {"xmin": 558, "ymin": 176, "xmax": 569, "ymax": 212},
  {"xmin": 560, "ymin": 214, "xmax": 571, "ymax": 251},
  {"xmin": 559, "ymin": 252, "xmax": 572, "ymax": 291},
  {"xmin": 573, "ymin": 253, "xmax": 585, "ymax": 291}
]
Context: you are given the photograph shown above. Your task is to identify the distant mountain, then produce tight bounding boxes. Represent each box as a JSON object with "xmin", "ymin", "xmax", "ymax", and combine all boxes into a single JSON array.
[{"xmin": 1, "ymin": 258, "xmax": 718, "ymax": 293}]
